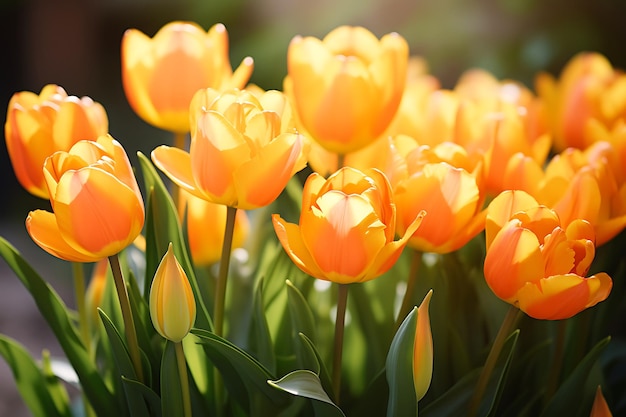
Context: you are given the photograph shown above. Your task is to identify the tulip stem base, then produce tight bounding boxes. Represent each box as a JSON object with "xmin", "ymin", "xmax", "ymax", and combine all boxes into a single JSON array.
[
  {"xmin": 332, "ymin": 283, "xmax": 349, "ymax": 404},
  {"xmin": 467, "ymin": 305, "xmax": 521, "ymax": 417},
  {"xmin": 108, "ymin": 254, "xmax": 143, "ymax": 382}
]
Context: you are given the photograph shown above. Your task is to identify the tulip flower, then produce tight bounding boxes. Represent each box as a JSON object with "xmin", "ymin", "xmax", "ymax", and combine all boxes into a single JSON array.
[
  {"xmin": 413, "ymin": 290, "xmax": 433, "ymax": 401},
  {"xmin": 392, "ymin": 141, "xmax": 487, "ymax": 254},
  {"xmin": 122, "ymin": 21, "xmax": 254, "ymax": 133},
  {"xmin": 536, "ymin": 52, "xmax": 626, "ymax": 151},
  {"xmin": 272, "ymin": 167, "xmax": 425, "ymax": 284},
  {"xmin": 285, "ymin": 25, "xmax": 408, "ymax": 154},
  {"xmin": 535, "ymin": 144, "xmax": 626, "ymax": 246},
  {"xmin": 5, "ymin": 84, "xmax": 108, "ymax": 198},
  {"xmin": 484, "ymin": 190, "xmax": 612, "ymax": 320},
  {"xmin": 26, "ymin": 135, "xmax": 145, "ymax": 262},
  {"xmin": 152, "ymin": 88, "xmax": 307, "ymax": 210},
  {"xmin": 179, "ymin": 190, "xmax": 250, "ymax": 266},
  {"xmin": 149, "ymin": 243, "xmax": 196, "ymax": 342}
]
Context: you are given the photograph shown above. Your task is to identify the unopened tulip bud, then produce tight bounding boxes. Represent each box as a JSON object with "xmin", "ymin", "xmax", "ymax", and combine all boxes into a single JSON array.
[
  {"xmin": 150, "ymin": 243, "xmax": 196, "ymax": 342},
  {"xmin": 413, "ymin": 290, "xmax": 433, "ymax": 401}
]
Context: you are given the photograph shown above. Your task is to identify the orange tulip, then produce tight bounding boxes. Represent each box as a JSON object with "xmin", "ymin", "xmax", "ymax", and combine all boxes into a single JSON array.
[
  {"xmin": 392, "ymin": 141, "xmax": 486, "ymax": 254},
  {"xmin": 5, "ymin": 84, "xmax": 108, "ymax": 198},
  {"xmin": 484, "ymin": 190, "xmax": 612, "ymax": 320},
  {"xmin": 121, "ymin": 21, "xmax": 254, "ymax": 133},
  {"xmin": 536, "ymin": 52, "xmax": 626, "ymax": 151},
  {"xmin": 152, "ymin": 88, "xmax": 307, "ymax": 209},
  {"xmin": 285, "ymin": 25, "xmax": 408, "ymax": 154},
  {"xmin": 26, "ymin": 135, "xmax": 145, "ymax": 262},
  {"xmin": 535, "ymin": 144, "xmax": 626, "ymax": 246},
  {"xmin": 272, "ymin": 167, "xmax": 424, "ymax": 284},
  {"xmin": 179, "ymin": 190, "xmax": 250, "ymax": 266},
  {"xmin": 150, "ymin": 243, "xmax": 196, "ymax": 342}
]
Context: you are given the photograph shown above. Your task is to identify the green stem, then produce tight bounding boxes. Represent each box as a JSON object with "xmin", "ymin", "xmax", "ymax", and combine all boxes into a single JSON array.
[
  {"xmin": 332, "ymin": 283, "xmax": 350, "ymax": 403},
  {"xmin": 213, "ymin": 206, "xmax": 237, "ymax": 337},
  {"xmin": 175, "ymin": 341, "xmax": 192, "ymax": 417},
  {"xmin": 108, "ymin": 254, "xmax": 143, "ymax": 382},
  {"xmin": 467, "ymin": 305, "xmax": 521, "ymax": 417},
  {"xmin": 395, "ymin": 250, "xmax": 422, "ymax": 331},
  {"xmin": 212, "ymin": 206, "xmax": 237, "ymax": 416}
]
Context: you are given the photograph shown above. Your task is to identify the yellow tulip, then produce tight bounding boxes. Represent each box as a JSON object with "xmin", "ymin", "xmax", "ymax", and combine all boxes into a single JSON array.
[
  {"xmin": 121, "ymin": 21, "xmax": 254, "ymax": 133},
  {"xmin": 179, "ymin": 190, "xmax": 250, "ymax": 266},
  {"xmin": 272, "ymin": 167, "xmax": 424, "ymax": 284},
  {"xmin": 152, "ymin": 88, "xmax": 307, "ymax": 209},
  {"xmin": 536, "ymin": 52, "xmax": 626, "ymax": 151},
  {"xmin": 413, "ymin": 290, "xmax": 433, "ymax": 401},
  {"xmin": 149, "ymin": 243, "xmax": 196, "ymax": 342},
  {"xmin": 392, "ymin": 141, "xmax": 486, "ymax": 254},
  {"xmin": 26, "ymin": 135, "xmax": 145, "ymax": 262},
  {"xmin": 4, "ymin": 84, "xmax": 108, "ymax": 198},
  {"xmin": 484, "ymin": 190, "xmax": 612, "ymax": 320},
  {"xmin": 535, "ymin": 144, "xmax": 626, "ymax": 246},
  {"xmin": 285, "ymin": 25, "xmax": 408, "ymax": 154}
]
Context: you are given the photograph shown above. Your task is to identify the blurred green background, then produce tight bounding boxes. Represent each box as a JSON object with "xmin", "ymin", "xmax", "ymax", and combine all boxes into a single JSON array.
[{"xmin": 1, "ymin": 0, "xmax": 625, "ymax": 415}]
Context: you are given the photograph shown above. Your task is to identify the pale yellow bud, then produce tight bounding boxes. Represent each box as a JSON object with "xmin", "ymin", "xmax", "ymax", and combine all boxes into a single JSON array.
[{"xmin": 149, "ymin": 243, "xmax": 196, "ymax": 342}]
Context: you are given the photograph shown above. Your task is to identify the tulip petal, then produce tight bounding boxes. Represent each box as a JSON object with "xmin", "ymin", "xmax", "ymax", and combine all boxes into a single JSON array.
[
  {"xmin": 26, "ymin": 210, "xmax": 98, "ymax": 262},
  {"xmin": 486, "ymin": 190, "xmax": 540, "ymax": 249},
  {"xmin": 191, "ymin": 111, "xmax": 249, "ymax": 205},
  {"xmin": 517, "ymin": 273, "xmax": 612, "ymax": 320},
  {"xmin": 301, "ymin": 191, "xmax": 387, "ymax": 283},
  {"xmin": 234, "ymin": 133, "xmax": 305, "ymax": 209},
  {"xmin": 151, "ymin": 145, "xmax": 206, "ymax": 198},
  {"xmin": 272, "ymin": 214, "xmax": 326, "ymax": 279},
  {"xmin": 484, "ymin": 219, "xmax": 545, "ymax": 301},
  {"xmin": 52, "ymin": 167, "xmax": 144, "ymax": 258},
  {"xmin": 364, "ymin": 210, "xmax": 425, "ymax": 281}
]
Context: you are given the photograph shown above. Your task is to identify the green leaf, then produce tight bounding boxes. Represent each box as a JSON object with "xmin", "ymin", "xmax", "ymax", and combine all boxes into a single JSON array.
[
  {"xmin": 268, "ymin": 370, "xmax": 346, "ymax": 417},
  {"xmin": 0, "ymin": 237, "xmax": 117, "ymax": 417},
  {"xmin": 98, "ymin": 309, "xmax": 151, "ymax": 417},
  {"xmin": 540, "ymin": 336, "xmax": 611, "ymax": 417},
  {"xmin": 0, "ymin": 335, "xmax": 72, "ymax": 417},
  {"xmin": 41, "ymin": 351, "xmax": 72, "ymax": 415},
  {"xmin": 420, "ymin": 330, "xmax": 520, "ymax": 417},
  {"xmin": 297, "ymin": 333, "xmax": 334, "ymax": 402},
  {"xmin": 286, "ymin": 280, "xmax": 317, "ymax": 344},
  {"xmin": 484, "ymin": 330, "xmax": 520, "ymax": 417},
  {"xmin": 250, "ymin": 276, "xmax": 277, "ymax": 375},
  {"xmin": 121, "ymin": 377, "xmax": 162, "ymax": 417},
  {"xmin": 137, "ymin": 152, "xmax": 212, "ymax": 331},
  {"xmin": 386, "ymin": 306, "xmax": 418, "ymax": 417},
  {"xmin": 191, "ymin": 328, "xmax": 288, "ymax": 410}
]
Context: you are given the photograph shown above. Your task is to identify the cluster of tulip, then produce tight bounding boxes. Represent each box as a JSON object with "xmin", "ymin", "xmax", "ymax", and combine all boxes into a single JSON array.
[{"xmin": 2, "ymin": 21, "xmax": 624, "ymax": 417}]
